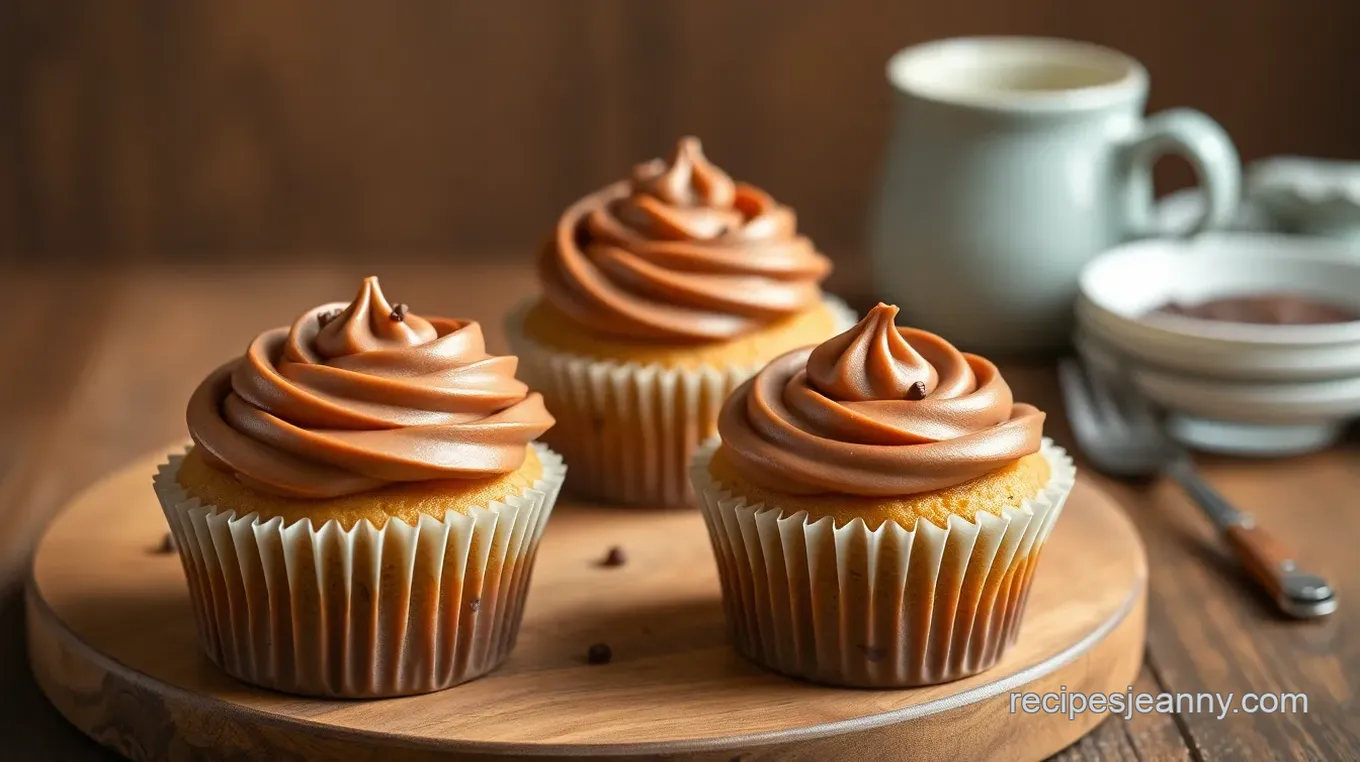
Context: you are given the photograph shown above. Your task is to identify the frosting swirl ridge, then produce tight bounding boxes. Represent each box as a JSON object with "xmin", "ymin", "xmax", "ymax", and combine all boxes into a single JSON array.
[
  {"xmin": 539, "ymin": 136, "xmax": 832, "ymax": 342},
  {"xmin": 717, "ymin": 304, "xmax": 1045, "ymax": 496},
  {"xmin": 187, "ymin": 277, "xmax": 555, "ymax": 499}
]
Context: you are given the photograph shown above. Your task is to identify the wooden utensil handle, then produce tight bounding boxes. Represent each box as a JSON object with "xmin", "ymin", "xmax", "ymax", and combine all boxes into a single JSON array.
[{"xmin": 1223, "ymin": 523, "xmax": 1295, "ymax": 601}]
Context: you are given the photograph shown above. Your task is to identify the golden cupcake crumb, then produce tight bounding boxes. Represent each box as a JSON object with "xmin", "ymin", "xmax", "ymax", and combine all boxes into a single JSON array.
[
  {"xmin": 520, "ymin": 298, "xmax": 840, "ymax": 370},
  {"xmin": 707, "ymin": 445, "xmax": 1051, "ymax": 531},
  {"xmin": 177, "ymin": 445, "xmax": 544, "ymax": 530}
]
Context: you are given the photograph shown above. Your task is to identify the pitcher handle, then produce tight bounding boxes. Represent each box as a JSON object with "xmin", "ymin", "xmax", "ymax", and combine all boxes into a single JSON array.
[{"xmin": 1121, "ymin": 108, "xmax": 1241, "ymax": 238}]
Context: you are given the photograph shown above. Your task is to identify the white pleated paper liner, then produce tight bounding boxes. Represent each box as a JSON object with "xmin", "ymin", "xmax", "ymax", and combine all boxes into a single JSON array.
[
  {"xmin": 153, "ymin": 444, "xmax": 566, "ymax": 698},
  {"xmin": 505, "ymin": 296, "xmax": 858, "ymax": 510},
  {"xmin": 690, "ymin": 438, "xmax": 1076, "ymax": 688}
]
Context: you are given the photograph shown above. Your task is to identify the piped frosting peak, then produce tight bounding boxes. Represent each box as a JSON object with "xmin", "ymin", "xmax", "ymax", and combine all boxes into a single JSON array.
[
  {"xmin": 717, "ymin": 304, "xmax": 1045, "ymax": 496},
  {"xmin": 308, "ymin": 276, "xmax": 436, "ymax": 359},
  {"xmin": 539, "ymin": 136, "xmax": 832, "ymax": 342},
  {"xmin": 187, "ymin": 277, "xmax": 554, "ymax": 499},
  {"xmin": 806, "ymin": 303, "xmax": 940, "ymax": 402}
]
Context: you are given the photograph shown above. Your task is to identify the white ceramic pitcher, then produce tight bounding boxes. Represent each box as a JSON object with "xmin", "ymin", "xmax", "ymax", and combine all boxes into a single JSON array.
[{"xmin": 869, "ymin": 37, "xmax": 1241, "ymax": 354}]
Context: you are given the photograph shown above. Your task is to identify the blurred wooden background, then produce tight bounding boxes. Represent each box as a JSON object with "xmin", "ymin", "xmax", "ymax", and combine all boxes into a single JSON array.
[{"xmin": 4, "ymin": 0, "xmax": 1360, "ymax": 265}]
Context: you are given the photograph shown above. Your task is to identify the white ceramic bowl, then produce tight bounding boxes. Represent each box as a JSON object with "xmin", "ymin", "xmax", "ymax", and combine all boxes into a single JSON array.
[
  {"xmin": 1076, "ymin": 232, "xmax": 1360, "ymax": 454},
  {"xmin": 1075, "ymin": 330, "xmax": 1360, "ymax": 455},
  {"xmin": 1248, "ymin": 156, "xmax": 1360, "ymax": 240},
  {"xmin": 1156, "ymin": 188, "xmax": 1275, "ymax": 235},
  {"xmin": 1076, "ymin": 232, "xmax": 1360, "ymax": 381}
]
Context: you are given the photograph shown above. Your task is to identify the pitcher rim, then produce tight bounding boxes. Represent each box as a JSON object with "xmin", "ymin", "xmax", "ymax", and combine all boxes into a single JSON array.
[{"xmin": 887, "ymin": 36, "xmax": 1149, "ymax": 113}]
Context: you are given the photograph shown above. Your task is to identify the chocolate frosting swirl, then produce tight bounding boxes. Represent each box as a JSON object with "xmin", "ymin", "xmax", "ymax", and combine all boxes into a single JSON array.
[
  {"xmin": 539, "ymin": 136, "xmax": 832, "ymax": 342},
  {"xmin": 187, "ymin": 277, "xmax": 554, "ymax": 499},
  {"xmin": 717, "ymin": 304, "xmax": 1045, "ymax": 496}
]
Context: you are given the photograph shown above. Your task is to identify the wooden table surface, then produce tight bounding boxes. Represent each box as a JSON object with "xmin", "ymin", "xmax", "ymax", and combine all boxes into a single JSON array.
[{"xmin": 2, "ymin": 263, "xmax": 1356, "ymax": 761}]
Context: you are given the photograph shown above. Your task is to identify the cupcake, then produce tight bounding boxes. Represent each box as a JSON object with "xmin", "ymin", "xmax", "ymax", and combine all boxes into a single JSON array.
[
  {"xmin": 154, "ymin": 277, "xmax": 564, "ymax": 698},
  {"xmin": 691, "ymin": 303, "xmax": 1075, "ymax": 687},
  {"xmin": 507, "ymin": 136, "xmax": 854, "ymax": 509}
]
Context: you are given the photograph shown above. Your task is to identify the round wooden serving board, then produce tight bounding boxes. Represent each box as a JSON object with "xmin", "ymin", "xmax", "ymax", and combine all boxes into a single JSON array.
[{"xmin": 28, "ymin": 450, "xmax": 1146, "ymax": 762}]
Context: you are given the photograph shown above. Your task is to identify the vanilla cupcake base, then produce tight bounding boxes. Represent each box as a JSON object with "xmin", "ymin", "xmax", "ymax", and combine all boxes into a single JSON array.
[
  {"xmin": 153, "ymin": 444, "xmax": 566, "ymax": 698},
  {"xmin": 690, "ymin": 438, "xmax": 1075, "ymax": 688},
  {"xmin": 506, "ymin": 297, "xmax": 857, "ymax": 509}
]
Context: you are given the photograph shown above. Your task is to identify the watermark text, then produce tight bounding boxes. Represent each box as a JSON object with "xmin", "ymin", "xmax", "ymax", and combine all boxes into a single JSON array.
[{"xmin": 1009, "ymin": 686, "xmax": 1308, "ymax": 721}]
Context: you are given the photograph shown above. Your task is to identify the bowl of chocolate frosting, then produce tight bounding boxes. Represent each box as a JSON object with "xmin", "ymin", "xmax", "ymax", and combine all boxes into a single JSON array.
[{"xmin": 1076, "ymin": 232, "xmax": 1360, "ymax": 455}]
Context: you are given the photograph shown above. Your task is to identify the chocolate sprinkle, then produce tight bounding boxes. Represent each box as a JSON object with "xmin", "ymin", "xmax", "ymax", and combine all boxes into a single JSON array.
[
  {"xmin": 154, "ymin": 532, "xmax": 177, "ymax": 554},
  {"xmin": 468, "ymin": 598, "xmax": 481, "ymax": 613},
  {"xmin": 600, "ymin": 546, "xmax": 627, "ymax": 567},
  {"xmin": 906, "ymin": 381, "xmax": 928, "ymax": 401},
  {"xmin": 586, "ymin": 642, "xmax": 613, "ymax": 665},
  {"xmin": 316, "ymin": 308, "xmax": 342, "ymax": 328},
  {"xmin": 390, "ymin": 303, "xmax": 409, "ymax": 322}
]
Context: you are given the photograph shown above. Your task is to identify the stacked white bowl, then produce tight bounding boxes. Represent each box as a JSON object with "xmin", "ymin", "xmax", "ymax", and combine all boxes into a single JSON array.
[{"xmin": 1075, "ymin": 232, "xmax": 1360, "ymax": 455}]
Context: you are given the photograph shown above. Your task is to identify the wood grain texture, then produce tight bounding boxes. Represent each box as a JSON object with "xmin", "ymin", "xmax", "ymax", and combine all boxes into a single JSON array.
[
  {"xmin": 5, "ymin": 0, "xmax": 1360, "ymax": 263},
  {"xmin": 0, "ymin": 270, "xmax": 120, "ymax": 581},
  {"xmin": 1048, "ymin": 664, "xmax": 1195, "ymax": 762},
  {"xmin": 1038, "ymin": 385, "xmax": 1360, "ymax": 761},
  {"xmin": 1122, "ymin": 460, "xmax": 1360, "ymax": 761},
  {"xmin": 27, "ymin": 449, "xmax": 1146, "ymax": 760},
  {"xmin": 0, "ymin": 269, "xmax": 125, "ymax": 762},
  {"xmin": 1, "ymin": 263, "xmax": 1358, "ymax": 760}
]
